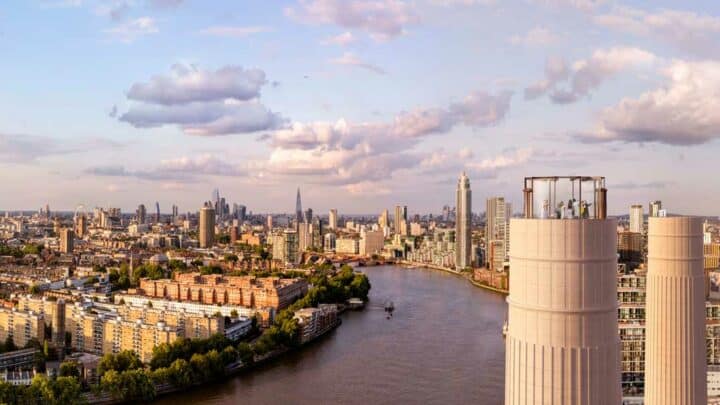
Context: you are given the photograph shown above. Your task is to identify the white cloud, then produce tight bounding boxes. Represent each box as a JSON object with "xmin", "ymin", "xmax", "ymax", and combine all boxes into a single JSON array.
[
  {"xmin": 529, "ymin": 0, "xmax": 607, "ymax": 12},
  {"xmin": 467, "ymin": 148, "xmax": 533, "ymax": 171},
  {"xmin": 429, "ymin": 0, "xmax": 496, "ymax": 6},
  {"xmin": 127, "ymin": 64, "xmax": 267, "ymax": 105},
  {"xmin": 119, "ymin": 64, "xmax": 281, "ymax": 135},
  {"xmin": 285, "ymin": 0, "xmax": 418, "ymax": 41},
  {"xmin": 329, "ymin": 52, "xmax": 386, "ymax": 74},
  {"xmin": 509, "ymin": 27, "xmax": 561, "ymax": 47},
  {"xmin": 198, "ymin": 26, "xmax": 272, "ymax": 38},
  {"xmin": 578, "ymin": 60, "xmax": 720, "ymax": 145},
  {"xmin": 525, "ymin": 47, "xmax": 656, "ymax": 103},
  {"xmin": 595, "ymin": 6, "xmax": 720, "ymax": 57},
  {"xmin": 321, "ymin": 31, "xmax": 357, "ymax": 46},
  {"xmin": 104, "ymin": 16, "xmax": 158, "ymax": 42}
]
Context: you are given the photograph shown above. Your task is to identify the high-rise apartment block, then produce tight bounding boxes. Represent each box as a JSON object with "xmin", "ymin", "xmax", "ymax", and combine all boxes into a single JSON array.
[
  {"xmin": 455, "ymin": 172, "xmax": 472, "ymax": 270},
  {"xmin": 199, "ymin": 203, "xmax": 215, "ymax": 248},
  {"xmin": 630, "ymin": 204, "xmax": 644, "ymax": 233},
  {"xmin": 486, "ymin": 197, "xmax": 509, "ymax": 271},
  {"xmin": 505, "ymin": 176, "xmax": 619, "ymax": 405}
]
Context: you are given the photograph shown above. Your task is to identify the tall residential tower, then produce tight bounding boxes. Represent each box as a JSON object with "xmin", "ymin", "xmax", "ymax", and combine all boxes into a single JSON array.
[
  {"xmin": 505, "ymin": 176, "xmax": 620, "ymax": 405},
  {"xmin": 199, "ymin": 203, "xmax": 215, "ymax": 248},
  {"xmin": 455, "ymin": 172, "xmax": 471, "ymax": 269}
]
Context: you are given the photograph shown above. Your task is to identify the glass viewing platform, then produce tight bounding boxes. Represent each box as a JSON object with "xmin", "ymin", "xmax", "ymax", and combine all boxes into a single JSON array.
[{"xmin": 523, "ymin": 176, "xmax": 607, "ymax": 220}]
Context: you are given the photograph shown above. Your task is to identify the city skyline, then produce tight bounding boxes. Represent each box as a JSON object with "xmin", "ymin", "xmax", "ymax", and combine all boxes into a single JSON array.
[{"xmin": 2, "ymin": 1, "xmax": 720, "ymax": 214}]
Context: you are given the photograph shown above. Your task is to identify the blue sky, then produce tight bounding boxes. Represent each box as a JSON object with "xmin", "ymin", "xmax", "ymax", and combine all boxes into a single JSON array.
[{"xmin": 1, "ymin": 0, "xmax": 719, "ymax": 216}]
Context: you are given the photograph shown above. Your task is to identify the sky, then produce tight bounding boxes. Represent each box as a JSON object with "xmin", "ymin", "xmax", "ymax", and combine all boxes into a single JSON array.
[{"xmin": 1, "ymin": 0, "xmax": 720, "ymax": 216}]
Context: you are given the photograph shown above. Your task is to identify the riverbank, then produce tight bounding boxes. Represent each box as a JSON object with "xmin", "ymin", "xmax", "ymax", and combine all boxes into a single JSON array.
[
  {"xmin": 398, "ymin": 260, "xmax": 509, "ymax": 296},
  {"xmin": 86, "ymin": 317, "xmax": 344, "ymax": 405}
]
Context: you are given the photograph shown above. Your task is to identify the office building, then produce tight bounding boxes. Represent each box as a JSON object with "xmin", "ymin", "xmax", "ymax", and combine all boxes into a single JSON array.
[
  {"xmin": 505, "ymin": 176, "xmax": 619, "ymax": 404},
  {"xmin": 296, "ymin": 188, "xmax": 303, "ymax": 223},
  {"xmin": 630, "ymin": 204, "xmax": 644, "ymax": 233},
  {"xmin": 455, "ymin": 172, "xmax": 472, "ymax": 269},
  {"xmin": 645, "ymin": 217, "xmax": 706, "ymax": 404},
  {"xmin": 199, "ymin": 203, "xmax": 215, "ymax": 248},
  {"xmin": 379, "ymin": 209, "xmax": 389, "ymax": 229},
  {"xmin": 394, "ymin": 205, "xmax": 408, "ymax": 236},
  {"xmin": 74, "ymin": 214, "xmax": 87, "ymax": 239},
  {"xmin": 136, "ymin": 204, "xmax": 147, "ymax": 224}
]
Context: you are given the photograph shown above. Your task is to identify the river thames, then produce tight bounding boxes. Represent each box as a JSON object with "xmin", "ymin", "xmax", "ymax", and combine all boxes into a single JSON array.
[{"xmin": 155, "ymin": 265, "xmax": 507, "ymax": 404}]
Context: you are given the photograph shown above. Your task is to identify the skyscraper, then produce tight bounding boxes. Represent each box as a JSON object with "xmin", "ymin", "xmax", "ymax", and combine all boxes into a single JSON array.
[
  {"xmin": 645, "ymin": 217, "xmax": 706, "ymax": 404},
  {"xmin": 74, "ymin": 215, "xmax": 87, "ymax": 239},
  {"xmin": 505, "ymin": 176, "xmax": 619, "ymax": 404},
  {"xmin": 329, "ymin": 209, "xmax": 338, "ymax": 230},
  {"xmin": 137, "ymin": 204, "xmax": 147, "ymax": 224},
  {"xmin": 199, "ymin": 203, "xmax": 215, "ymax": 248},
  {"xmin": 378, "ymin": 209, "xmax": 389, "ymax": 229},
  {"xmin": 296, "ymin": 188, "xmax": 303, "ymax": 223},
  {"xmin": 394, "ymin": 205, "xmax": 408, "ymax": 235},
  {"xmin": 155, "ymin": 202, "xmax": 160, "ymax": 223},
  {"xmin": 486, "ymin": 197, "xmax": 509, "ymax": 271},
  {"xmin": 630, "ymin": 204, "xmax": 643, "ymax": 233},
  {"xmin": 455, "ymin": 172, "xmax": 471, "ymax": 269}
]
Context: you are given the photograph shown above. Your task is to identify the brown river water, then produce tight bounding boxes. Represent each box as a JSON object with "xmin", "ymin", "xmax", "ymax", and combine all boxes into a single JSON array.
[{"xmin": 153, "ymin": 265, "xmax": 507, "ymax": 405}]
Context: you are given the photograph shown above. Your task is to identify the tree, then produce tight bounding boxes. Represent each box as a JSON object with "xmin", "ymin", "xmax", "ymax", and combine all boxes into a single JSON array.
[
  {"xmin": 29, "ymin": 284, "xmax": 41, "ymax": 294},
  {"xmin": 98, "ymin": 351, "xmax": 142, "ymax": 377},
  {"xmin": 52, "ymin": 376, "xmax": 85, "ymax": 405},
  {"xmin": 59, "ymin": 361, "xmax": 81, "ymax": 378},
  {"xmin": 230, "ymin": 309, "xmax": 238, "ymax": 318},
  {"xmin": 167, "ymin": 358, "xmax": 193, "ymax": 387},
  {"xmin": 237, "ymin": 342, "xmax": 254, "ymax": 365}
]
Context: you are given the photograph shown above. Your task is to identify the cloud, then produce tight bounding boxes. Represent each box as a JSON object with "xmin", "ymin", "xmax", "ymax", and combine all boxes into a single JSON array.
[
  {"xmin": 321, "ymin": 31, "xmax": 357, "ymax": 46},
  {"xmin": 104, "ymin": 16, "xmax": 158, "ymax": 42},
  {"xmin": 119, "ymin": 100, "xmax": 283, "ymax": 135},
  {"xmin": 198, "ymin": 26, "xmax": 272, "ymax": 38},
  {"xmin": 86, "ymin": 154, "xmax": 252, "ymax": 181},
  {"xmin": 329, "ymin": 52, "xmax": 386, "ymax": 74},
  {"xmin": 525, "ymin": 47, "xmax": 656, "ymax": 103},
  {"xmin": 0, "ymin": 134, "xmax": 120, "ymax": 164},
  {"xmin": 147, "ymin": 0, "xmax": 183, "ymax": 8},
  {"xmin": 429, "ymin": 0, "xmax": 496, "ymax": 6},
  {"xmin": 613, "ymin": 181, "xmax": 673, "ymax": 189},
  {"xmin": 264, "ymin": 89, "xmax": 512, "ymax": 186},
  {"xmin": 466, "ymin": 148, "xmax": 533, "ymax": 171},
  {"xmin": 285, "ymin": 0, "xmax": 418, "ymax": 41},
  {"xmin": 127, "ymin": 64, "xmax": 267, "ymax": 105},
  {"xmin": 577, "ymin": 60, "xmax": 720, "ymax": 145},
  {"xmin": 595, "ymin": 6, "xmax": 720, "ymax": 57},
  {"xmin": 119, "ymin": 64, "xmax": 281, "ymax": 135},
  {"xmin": 529, "ymin": 0, "xmax": 607, "ymax": 12},
  {"xmin": 509, "ymin": 27, "xmax": 561, "ymax": 47},
  {"xmin": 95, "ymin": 0, "xmax": 132, "ymax": 21}
]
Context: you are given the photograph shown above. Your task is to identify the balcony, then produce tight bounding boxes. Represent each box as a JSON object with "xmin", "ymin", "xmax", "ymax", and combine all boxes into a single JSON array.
[{"xmin": 523, "ymin": 176, "xmax": 607, "ymax": 220}]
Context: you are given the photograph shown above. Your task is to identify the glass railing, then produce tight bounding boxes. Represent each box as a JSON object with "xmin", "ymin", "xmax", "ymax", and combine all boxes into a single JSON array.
[{"xmin": 522, "ymin": 176, "xmax": 607, "ymax": 219}]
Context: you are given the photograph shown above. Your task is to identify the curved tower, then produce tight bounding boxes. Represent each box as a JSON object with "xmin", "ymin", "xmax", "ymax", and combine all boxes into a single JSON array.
[
  {"xmin": 505, "ymin": 176, "xmax": 620, "ymax": 405},
  {"xmin": 645, "ymin": 216, "xmax": 706, "ymax": 405}
]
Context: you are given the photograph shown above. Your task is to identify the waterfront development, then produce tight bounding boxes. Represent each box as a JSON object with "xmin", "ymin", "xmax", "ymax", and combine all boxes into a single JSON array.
[{"xmin": 154, "ymin": 265, "xmax": 507, "ymax": 405}]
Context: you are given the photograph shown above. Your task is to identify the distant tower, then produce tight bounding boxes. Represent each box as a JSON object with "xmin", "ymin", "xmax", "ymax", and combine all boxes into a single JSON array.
[
  {"xmin": 629, "ymin": 204, "xmax": 643, "ymax": 233},
  {"xmin": 199, "ymin": 203, "xmax": 215, "ymax": 248},
  {"xmin": 296, "ymin": 188, "xmax": 303, "ymax": 223},
  {"xmin": 329, "ymin": 209, "xmax": 338, "ymax": 230},
  {"xmin": 455, "ymin": 172, "xmax": 471, "ymax": 269},
  {"xmin": 74, "ymin": 215, "xmax": 87, "ymax": 239},
  {"xmin": 486, "ymin": 197, "xmax": 509, "ymax": 271},
  {"xmin": 649, "ymin": 200, "xmax": 662, "ymax": 218},
  {"xmin": 155, "ymin": 202, "xmax": 160, "ymax": 223},
  {"xmin": 59, "ymin": 228, "xmax": 74, "ymax": 254},
  {"xmin": 378, "ymin": 209, "xmax": 389, "ymax": 229},
  {"xmin": 505, "ymin": 176, "xmax": 619, "ymax": 405},
  {"xmin": 645, "ymin": 217, "xmax": 706, "ymax": 405}
]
